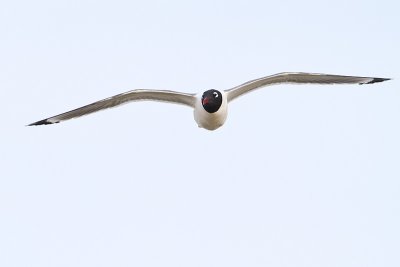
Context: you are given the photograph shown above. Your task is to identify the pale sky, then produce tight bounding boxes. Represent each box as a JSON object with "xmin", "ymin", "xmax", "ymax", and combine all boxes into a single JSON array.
[{"xmin": 1, "ymin": 0, "xmax": 399, "ymax": 266}]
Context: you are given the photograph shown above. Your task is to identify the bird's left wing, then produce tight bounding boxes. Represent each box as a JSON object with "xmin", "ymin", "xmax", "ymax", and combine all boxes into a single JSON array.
[
  {"xmin": 28, "ymin": 89, "xmax": 196, "ymax": 126},
  {"xmin": 225, "ymin": 72, "xmax": 391, "ymax": 102}
]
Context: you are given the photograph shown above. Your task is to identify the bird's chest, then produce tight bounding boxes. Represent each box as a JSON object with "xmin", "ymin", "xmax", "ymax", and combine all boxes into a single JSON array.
[{"xmin": 193, "ymin": 101, "xmax": 228, "ymax": 131}]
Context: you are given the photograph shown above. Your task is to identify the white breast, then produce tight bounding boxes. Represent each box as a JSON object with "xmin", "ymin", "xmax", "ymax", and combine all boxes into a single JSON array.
[{"xmin": 193, "ymin": 91, "xmax": 228, "ymax": 131}]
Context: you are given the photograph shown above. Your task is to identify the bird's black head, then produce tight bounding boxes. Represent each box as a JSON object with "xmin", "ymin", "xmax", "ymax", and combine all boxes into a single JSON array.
[{"xmin": 201, "ymin": 89, "xmax": 223, "ymax": 113}]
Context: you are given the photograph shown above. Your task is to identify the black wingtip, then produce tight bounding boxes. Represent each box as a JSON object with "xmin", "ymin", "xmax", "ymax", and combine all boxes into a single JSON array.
[
  {"xmin": 363, "ymin": 77, "xmax": 392, "ymax": 84},
  {"xmin": 27, "ymin": 119, "xmax": 58, "ymax": 126}
]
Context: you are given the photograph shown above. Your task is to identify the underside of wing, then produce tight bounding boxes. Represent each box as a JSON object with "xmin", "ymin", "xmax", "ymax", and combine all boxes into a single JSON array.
[
  {"xmin": 226, "ymin": 72, "xmax": 391, "ymax": 102},
  {"xmin": 28, "ymin": 89, "xmax": 196, "ymax": 126}
]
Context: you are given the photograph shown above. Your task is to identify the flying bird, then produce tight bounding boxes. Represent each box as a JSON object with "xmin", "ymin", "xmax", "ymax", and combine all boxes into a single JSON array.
[{"xmin": 28, "ymin": 72, "xmax": 390, "ymax": 130}]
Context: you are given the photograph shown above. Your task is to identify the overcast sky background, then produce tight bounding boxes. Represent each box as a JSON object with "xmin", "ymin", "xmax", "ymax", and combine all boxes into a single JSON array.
[{"xmin": 1, "ymin": 0, "xmax": 399, "ymax": 266}]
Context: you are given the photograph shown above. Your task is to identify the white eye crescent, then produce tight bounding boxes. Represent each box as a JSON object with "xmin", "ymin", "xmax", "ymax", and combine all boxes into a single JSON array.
[{"xmin": 213, "ymin": 92, "xmax": 219, "ymax": 98}]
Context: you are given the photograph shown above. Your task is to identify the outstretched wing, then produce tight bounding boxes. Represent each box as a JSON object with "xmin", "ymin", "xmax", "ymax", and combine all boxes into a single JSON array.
[
  {"xmin": 28, "ymin": 89, "xmax": 196, "ymax": 126},
  {"xmin": 226, "ymin": 72, "xmax": 391, "ymax": 102}
]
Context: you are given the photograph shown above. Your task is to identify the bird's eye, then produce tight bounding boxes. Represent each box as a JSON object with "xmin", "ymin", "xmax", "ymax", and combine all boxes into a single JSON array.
[{"xmin": 213, "ymin": 92, "xmax": 219, "ymax": 98}]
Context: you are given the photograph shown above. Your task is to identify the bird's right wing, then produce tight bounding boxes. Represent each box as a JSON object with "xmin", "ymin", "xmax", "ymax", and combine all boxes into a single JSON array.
[{"xmin": 28, "ymin": 89, "xmax": 196, "ymax": 126}]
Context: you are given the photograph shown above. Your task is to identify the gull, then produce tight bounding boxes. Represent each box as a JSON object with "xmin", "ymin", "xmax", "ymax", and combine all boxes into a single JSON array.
[{"xmin": 28, "ymin": 72, "xmax": 390, "ymax": 130}]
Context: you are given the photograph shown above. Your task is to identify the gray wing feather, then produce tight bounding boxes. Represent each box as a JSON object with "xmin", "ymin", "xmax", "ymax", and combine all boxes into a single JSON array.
[
  {"xmin": 28, "ymin": 89, "xmax": 196, "ymax": 126},
  {"xmin": 226, "ymin": 72, "xmax": 391, "ymax": 102}
]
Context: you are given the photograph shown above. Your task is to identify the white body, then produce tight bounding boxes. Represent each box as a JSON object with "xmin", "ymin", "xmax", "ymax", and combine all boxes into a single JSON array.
[{"xmin": 193, "ymin": 91, "xmax": 228, "ymax": 130}]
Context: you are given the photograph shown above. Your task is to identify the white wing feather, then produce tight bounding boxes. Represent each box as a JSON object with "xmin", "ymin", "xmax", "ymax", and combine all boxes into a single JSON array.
[
  {"xmin": 226, "ymin": 72, "xmax": 390, "ymax": 102},
  {"xmin": 28, "ymin": 89, "xmax": 196, "ymax": 125}
]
